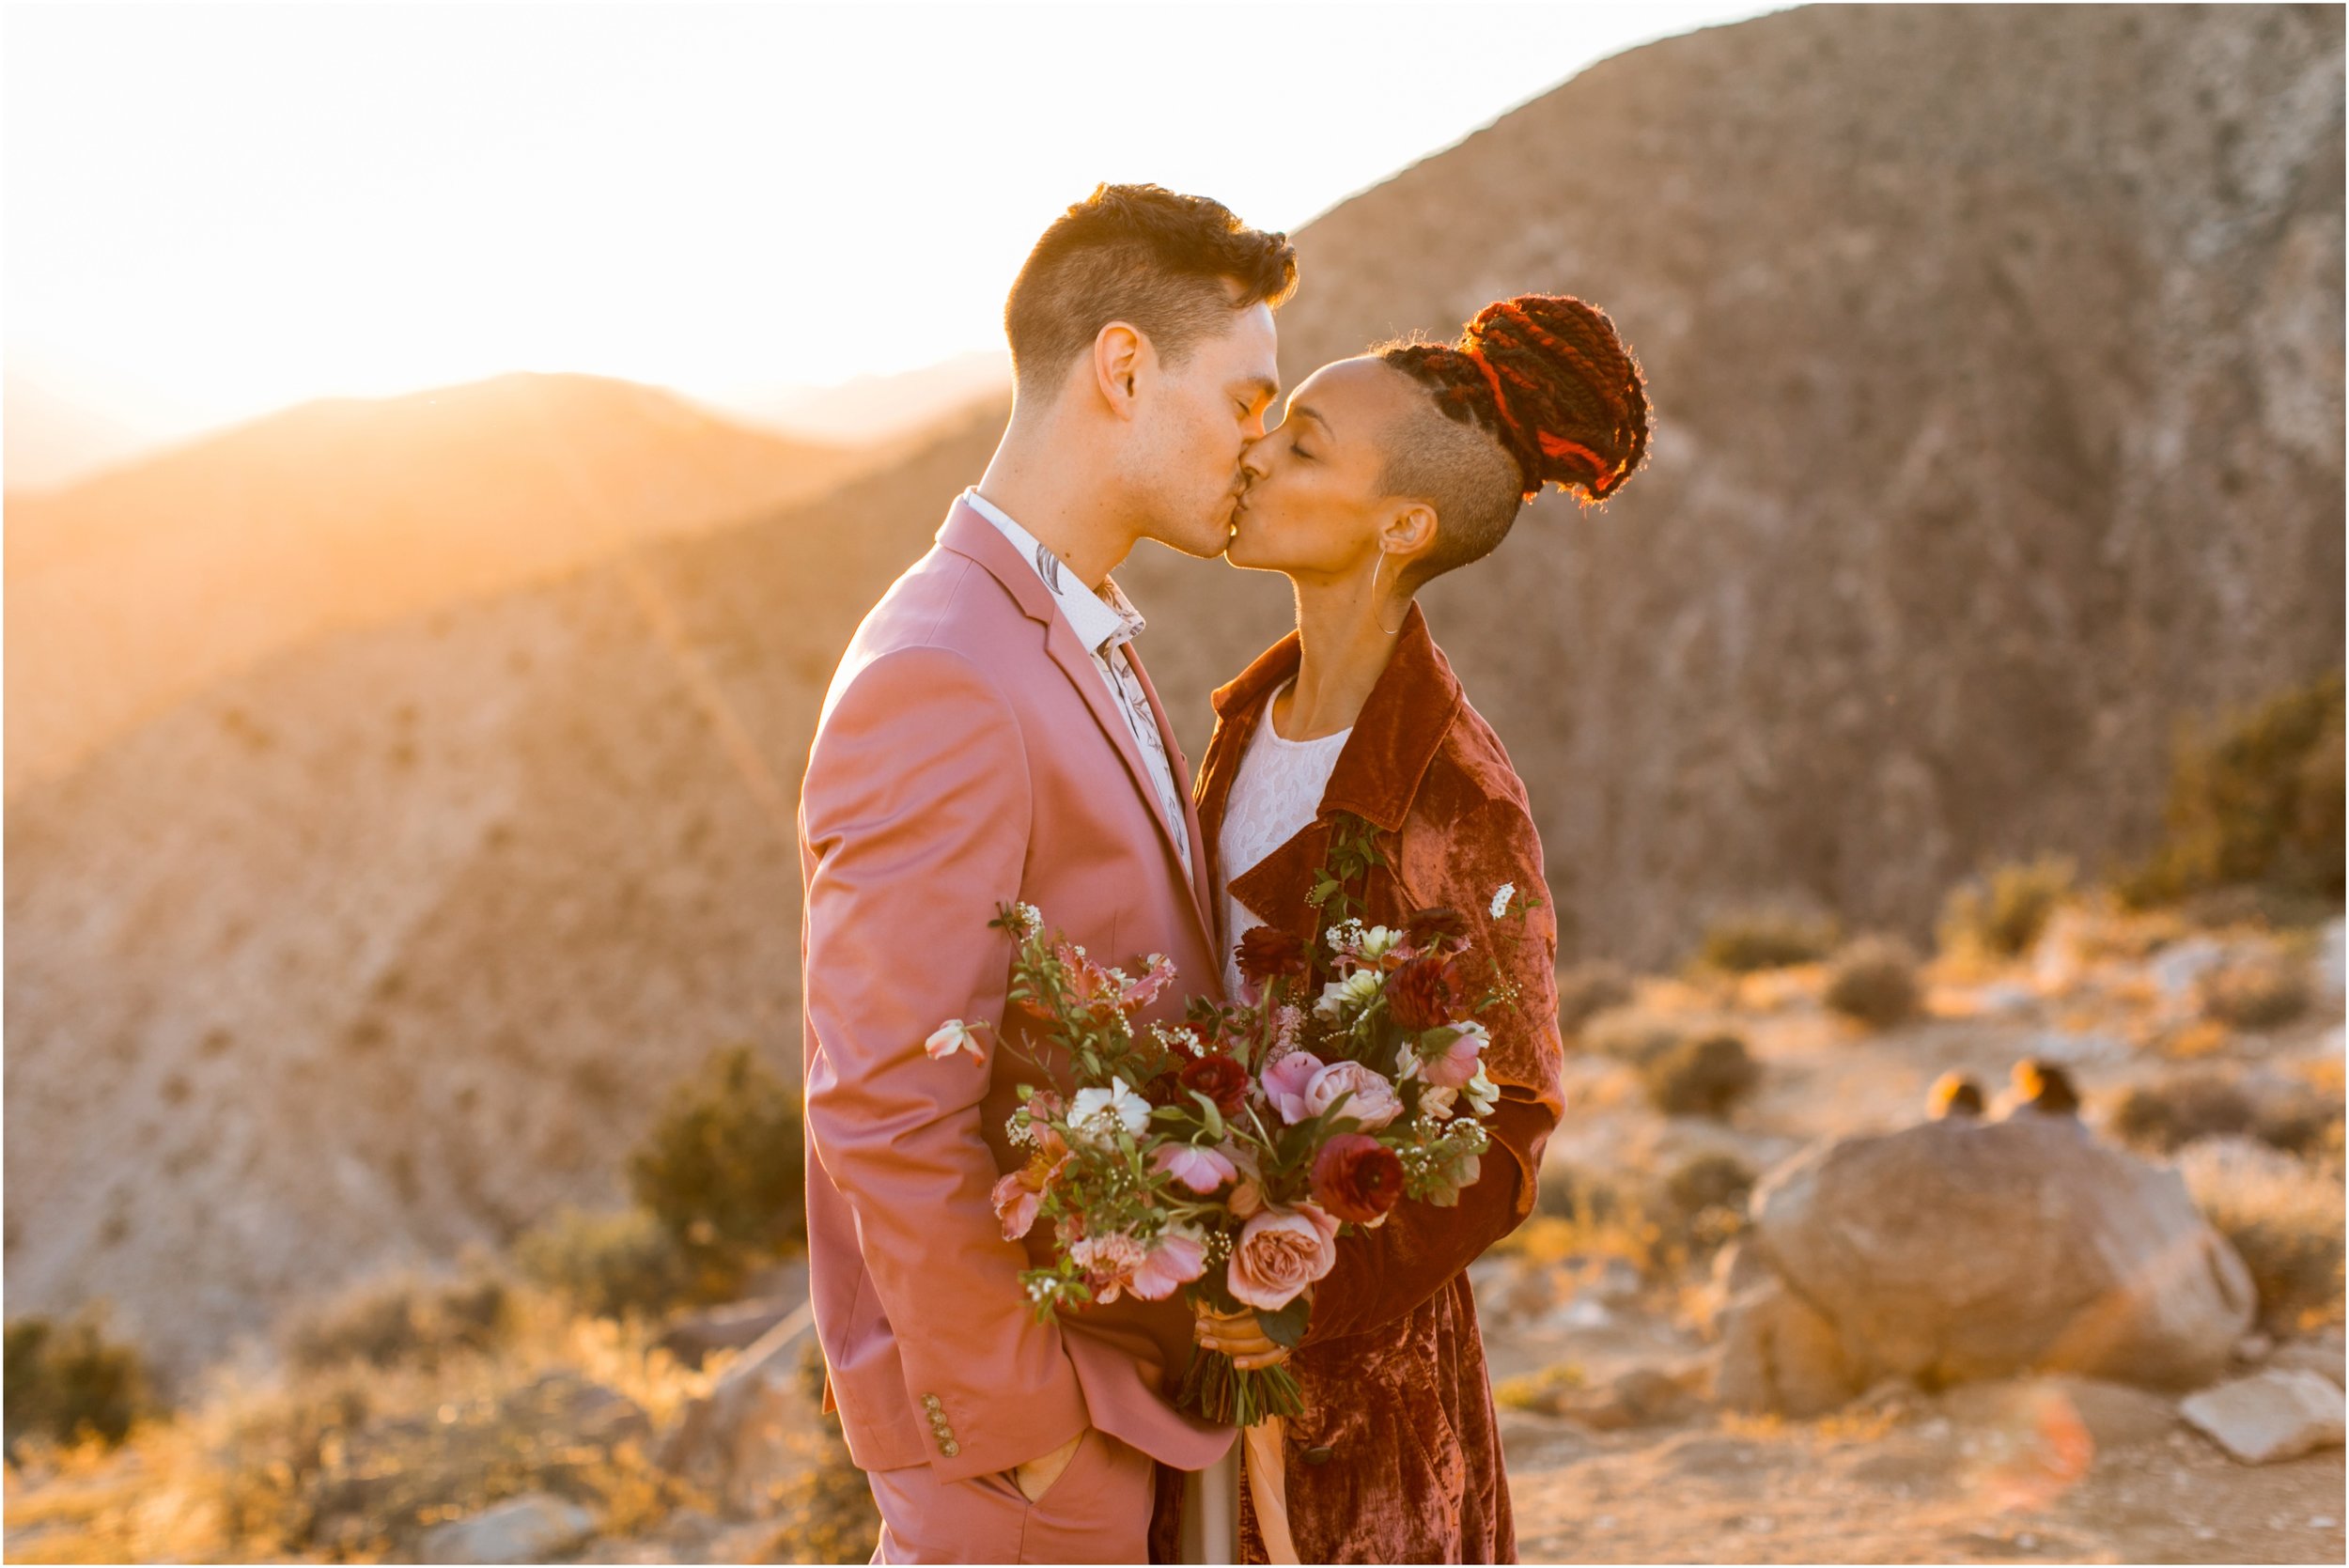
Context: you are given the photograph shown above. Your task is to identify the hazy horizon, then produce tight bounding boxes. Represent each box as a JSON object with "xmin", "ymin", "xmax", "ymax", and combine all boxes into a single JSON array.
[{"xmin": 3, "ymin": 1, "xmax": 1784, "ymax": 491}]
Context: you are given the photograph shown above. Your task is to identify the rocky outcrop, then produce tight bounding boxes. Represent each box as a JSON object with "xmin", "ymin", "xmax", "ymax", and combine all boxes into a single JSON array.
[{"xmin": 1715, "ymin": 1116, "xmax": 2256, "ymax": 1412}]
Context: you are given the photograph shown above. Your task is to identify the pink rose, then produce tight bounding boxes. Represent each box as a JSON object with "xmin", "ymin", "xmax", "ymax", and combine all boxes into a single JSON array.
[
  {"xmin": 1150, "ymin": 1142, "xmax": 1237, "ymax": 1195},
  {"xmin": 1226, "ymin": 1203, "xmax": 1341, "ymax": 1312},
  {"xmin": 1130, "ymin": 1230, "xmax": 1208, "ymax": 1300},
  {"xmin": 1068, "ymin": 1231, "xmax": 1147, "ymax": 1306},
  {"xmin": 1259, "ymin": 1050, "xmax": 1326, "ymax": 1124},
  {"xmin": 1419, "ymin": 1024, "xmax": 1486, "ymax": 1090},
  {"xmin": 1304, "ymin": 1060, "xmax": 1402, "ymax": 1130}
]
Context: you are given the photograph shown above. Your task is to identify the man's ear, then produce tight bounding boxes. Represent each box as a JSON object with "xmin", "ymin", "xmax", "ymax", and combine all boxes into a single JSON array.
[{"xmin": 1092, "ymin": 321, "xmax": 1145, "ymax": 418}]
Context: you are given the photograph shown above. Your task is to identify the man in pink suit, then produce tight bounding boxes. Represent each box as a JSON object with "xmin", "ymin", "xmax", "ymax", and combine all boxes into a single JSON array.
[{"xmin": 799, "ymin": 185, "xmax": 1299, "ymax": 1563}]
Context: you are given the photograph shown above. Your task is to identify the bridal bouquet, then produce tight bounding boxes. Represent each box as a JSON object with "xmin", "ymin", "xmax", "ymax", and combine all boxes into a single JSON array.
[{"xmin": 928, "ymin": 856, "xmax": 1536, "ymax": 1425}]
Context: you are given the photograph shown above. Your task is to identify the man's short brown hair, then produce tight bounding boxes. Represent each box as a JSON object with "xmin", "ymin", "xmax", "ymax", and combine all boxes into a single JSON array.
[{"xmin": 1004, "ymin": 183, "xmax": 1298, "ymax": 398}]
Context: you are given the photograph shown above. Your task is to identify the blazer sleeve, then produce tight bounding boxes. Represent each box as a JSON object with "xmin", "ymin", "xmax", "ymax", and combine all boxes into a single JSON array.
[
  {"xmin": 1299, "ymin": 799, "xmax": 1564, "ymax": 1347},
  {"xmin": 799, "ymin": 643, "xmax": 1091, "ymax": 1481}
]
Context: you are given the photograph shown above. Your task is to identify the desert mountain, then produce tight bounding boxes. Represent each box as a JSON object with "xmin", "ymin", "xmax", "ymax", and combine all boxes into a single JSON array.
[
  {"xmin": 4, "ymin": 372, "xmax": 863, "ymax": 796},
  {"xmin": 7, "ymin": 4, "xmax": 2341, "ymax": 1378}
]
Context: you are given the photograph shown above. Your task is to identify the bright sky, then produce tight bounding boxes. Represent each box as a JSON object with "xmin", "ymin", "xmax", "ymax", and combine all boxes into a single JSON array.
[{"xmin": 6, "ymin": 1, "xmax": 1779, "ymax": 438}]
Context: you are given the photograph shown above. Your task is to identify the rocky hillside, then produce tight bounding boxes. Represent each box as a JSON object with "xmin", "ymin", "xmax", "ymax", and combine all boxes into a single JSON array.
[
  {"xmin": 4, "ymin": 373, "xmax": 862, "ymax": 796},
  {"xmin": 8, "ymin": 3, "xmax": 2342, "ymax": 1379}
]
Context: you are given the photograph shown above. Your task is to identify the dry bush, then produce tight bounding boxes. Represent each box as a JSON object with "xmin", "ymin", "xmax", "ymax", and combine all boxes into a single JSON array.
[
  {"xmin": 1641, "ymin": 1032, "xmax": 1760, "ymax": 1120},
  {"xmin": 1823, "ymin": 935, "xmax": 1922, "ymax": 1029},
  {"xmin": 4, "ymin": 1303, "xmax": 155, "ymax": 1460},
  {"xmin": 760, "ymin": 1340, "xmax": 881, "ymax": 1564},
  {"xmin": 514, "ymin": 1205, "xmax": 696, "ymax": 1323},
  {"xmin": 2108, "ymin": 1072, "xmax": 2258, "ymax": 1155},
  {"xmin": 283, "ymin": 1265, "xmax": 517, "ymax": 1374},
  {"xmin": 1556, "ymin": 959, "xmax": 1636, "ymax": 1037},
  {"xmin": 1937, "ymin": 854, "xmax": 2076, "ymax": 962},
  {"xmin": 2197, "ymin": 956, "xmax": 2314, "ymax": 1032},
  {"xmin": 1583, "ymin": 1010, "xmax": 1685, "ymax": 1067},
  {"xmin": 1514, "ymin": 1172, "xmax": 1677, "ymax": 1281},
  {"xmin": 2178, "ymin": 1138, "xmax": 2346, "ymax": 1336},
  {"xmin": 1695, "ymin": 908, "xmax": 1841, "ymax": 973},
  {"xmin": 2120, "ymin": 669, "xmax": 2345, "ymax": 909},
  {"xmin": 1492, "ymin": 1362, "xmax": 1586, "ymax": 1413},
  {"xmin": 1665, "ymin": 1153, "xmax": 1755, "ymax": 1220}
]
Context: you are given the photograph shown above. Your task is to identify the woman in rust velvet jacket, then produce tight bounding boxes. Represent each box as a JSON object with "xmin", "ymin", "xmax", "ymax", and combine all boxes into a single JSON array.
[{"xmin": 1145, "ymin": 294, "xmax": 1652, "ymax": 1564}]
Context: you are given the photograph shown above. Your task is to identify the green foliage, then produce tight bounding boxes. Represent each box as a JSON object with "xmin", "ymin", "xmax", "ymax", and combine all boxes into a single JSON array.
[
  {"xmin": 4, "ymin": 1304, "xmax": 153, "ymax": 1457},
  {"xmin": 1555, "ymin": 959, "xmax": 1635, "ymax": 1038},
  {"xmin": 1823, "ymin": 934, "xmax": 1923, "ymax": 1029},
  {"xmin": 627, "ymin": 1043, "xmax": 807, "ymax": 1298},
  {"xmin": 1696, "ymin": 908, "xmax": 1841, "ymax": 973},
  {"xmin": 2120, "ymin": 670, "xmax": 2346, "ymax": 908},
  {"xmin": 1306, "ymin": 811, "xmax": 1389, "ymax": 931},
  {"xmin": 514, "ymin": 1205, "xmax": 697, "ymax": 1321},
  {"xmin": 1937, "ymin": 854, "xmax": 2076, "ymax": 961},
  {"xmin": 1640, "ymin": 1032, "xmax": 1761, "ymax": 1119},
  {"xmin": 283, "ymin": 1266, "xmax": 516, "ymax": 1374}
]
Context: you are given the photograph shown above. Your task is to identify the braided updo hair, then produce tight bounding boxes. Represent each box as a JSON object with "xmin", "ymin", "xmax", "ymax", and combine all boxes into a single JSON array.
[{"xmin": 1377, "ymin": 292, "xmax": 1651, "ymax": 588}]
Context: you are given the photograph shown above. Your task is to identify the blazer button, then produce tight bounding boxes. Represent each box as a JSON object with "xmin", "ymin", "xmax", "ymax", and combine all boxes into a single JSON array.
[
  {"xmin": 924, "ymin": 1394, "xmax": 943, "ymax": 1410},
  {"xmin": 1300, "ymin": 1445, "xmax": 1335, "ymax": 1466},
  {"xmin": 941, "ymin": 1439, "xmax": 960, "ymax": 1457}
]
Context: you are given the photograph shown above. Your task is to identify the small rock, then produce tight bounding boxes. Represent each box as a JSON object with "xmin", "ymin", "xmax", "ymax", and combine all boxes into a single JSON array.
[
  {"xmin": 1975, "ymin": 982, "xmax": 2037, "ymax": 1016},
  {"xmin": 2317, "ymin": 919, "xmax": 2343, "ymax": 1002},
  {"xmin": 2181, "ymin": 1369, "xmax": 2346, "ymax": 1463},
  {"xmin": 2311, "ymin": 1514, "xmax": 2338, "ymax": 1529},
  {"xmin": 2151, "ymin": 939, "xmax": 2231, "ymax": 1001},
  {"xmin": 2028, "ymin": 1027, "xmax": 2126, "ymax": 1064},
  {"xmin": 2235, "ymin": 1332, "xmax": 2275, "ymax": 1363},
  {"xmin": 656, "ymin": 1296, "xmax": 798, "ymax": 1371},
  {"xmin": 418, "ymin": 1493, "xmax": 595, "ymax": 1565},
  {"xmin": 2268, "ymin": 1327, "xmax": 2346, "ymax": 1389}
]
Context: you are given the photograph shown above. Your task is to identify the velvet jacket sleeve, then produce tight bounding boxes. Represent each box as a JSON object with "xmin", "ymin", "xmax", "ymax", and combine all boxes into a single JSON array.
[{"xmin": 1299, "ymin": 798, "xmax": 1564, "ymax": 1347}]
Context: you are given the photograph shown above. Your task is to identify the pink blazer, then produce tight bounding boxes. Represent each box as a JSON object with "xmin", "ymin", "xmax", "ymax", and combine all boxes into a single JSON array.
[{"xmin": 799, "ymin": 498, "xmax": 1238, "ymax": 1484}]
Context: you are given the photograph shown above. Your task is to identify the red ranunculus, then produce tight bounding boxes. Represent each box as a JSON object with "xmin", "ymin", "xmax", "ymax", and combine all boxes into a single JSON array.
[
  {"xmin": 1236, "ymin": 925, "xmax": 1311, "ymax": 986},
  {"xmin": 1386, "ymin": 954, "xmax": 1462, "ymax": 1032},
  {"xmin": 1310, "ymin": 1133, "xmax": 1406, "ymax": 1224},
  {"xmin": 1139, "ymin": 1068, "xmax": 1189, "ymax": 1109},
  {"xmin": 1405, "ymin": 905, "xmax": 1470, "ymax": 950},
  {"xmin": 1177, "ymin": 1052, "xmax": 1251, "ymax": 1116}
]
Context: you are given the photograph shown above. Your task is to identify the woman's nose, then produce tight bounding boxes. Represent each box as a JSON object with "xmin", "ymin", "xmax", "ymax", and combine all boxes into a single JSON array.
[{"xmin": 1239, "ymin": 436, "xmax": 1272, "ymax": 481}]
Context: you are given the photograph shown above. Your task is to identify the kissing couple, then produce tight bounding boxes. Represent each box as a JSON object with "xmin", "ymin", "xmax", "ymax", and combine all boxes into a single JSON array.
[{"xmin": 799, "ymin": 182, "xmax": 1652, "ymax": 1564}]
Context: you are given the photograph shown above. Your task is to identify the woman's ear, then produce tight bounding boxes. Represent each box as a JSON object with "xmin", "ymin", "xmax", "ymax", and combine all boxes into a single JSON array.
[
  {"xmin": 1382, "ymin": 501, "xmax": 1440, "ymax": 566},
  {"xmin": 1093, "ymin": 321, "xmax": 1144, "ymax": 417}
]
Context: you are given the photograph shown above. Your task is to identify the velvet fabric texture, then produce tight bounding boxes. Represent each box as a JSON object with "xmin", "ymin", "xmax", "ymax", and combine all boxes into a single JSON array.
[{"xmin": 1147, "ymin": 600, "xmax": 1566, "ymax": 1564}]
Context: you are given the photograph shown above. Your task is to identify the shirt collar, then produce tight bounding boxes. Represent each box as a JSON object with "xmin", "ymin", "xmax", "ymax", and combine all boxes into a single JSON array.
[{"xmin": 962, "ymin": 487, "xmax": 1144, "ymax": 656}]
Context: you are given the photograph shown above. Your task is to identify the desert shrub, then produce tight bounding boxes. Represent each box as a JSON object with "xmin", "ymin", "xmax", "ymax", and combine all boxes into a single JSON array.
[
  {"xmin": 2197, "ymin": 957, "xmax": 2313, "ymax": 1032},
  {"xmin": 1696, "ymin": 908, "xmax": 1841, "ymax": 973},
  {"xmin": 1641, "ymin": 1032, "xmax": 1760, "ymax": 1119},
  {"xmin": 1823, "ymin": 935, "xmax": 1922, "ymax": 1028},
  {"xmin": 1937, "ymin": 854, "xmax": 2076, "ymax": 962},
  {"xmin": 514, "ymin": 1205, "xmax": 696, "ymax": 1322},
  {"xmin": 1665, "ymin": 1153, "xmax": 1755, "ymax": 1219},
  {"xmin": 2121, "ymin": 671, "xmax": 2346, "ymax": 908},
  {"xmin": 4, "ymin": 1304, "xmax": 154, "ymax": 1457},
  {"xmin": 1584, "ymin": 1011, "xmax": 1685, "ymax": 1067},
  {"xmin": 283, "ymin": 1266, "xmax": 515, "ymax": 1374},
  {"xmin": 628, "ymin": 1043, "xmax": 807, "ymax": 1299},
  {"xmin": 1501, "ymin": 1175, "xmax": 1675, "ymax": 1280},
  {"xmin": 2178, "ymin": 1138, "xmax": 2345, "ymax": 1336},
  {"xmin": 1492, "ymin": 1362, "xmax": 1586, "ymax": 1413},
  {"xmin": 2108, "ymin": 1073, "xmax": 2259, "ymax": 1155},
  {"xmin": 1556, "ymin": 960, "xmax": 1635, "ymax": 1036}
]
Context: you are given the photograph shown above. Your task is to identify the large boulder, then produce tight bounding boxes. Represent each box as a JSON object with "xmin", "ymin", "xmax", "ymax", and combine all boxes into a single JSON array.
[{"xmin": 1717, "ymin": 1116, "xmax": 2254, "ymax": 1411}]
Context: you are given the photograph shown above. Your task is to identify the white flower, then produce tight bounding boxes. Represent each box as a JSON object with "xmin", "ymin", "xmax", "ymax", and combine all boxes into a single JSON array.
[
  {"xmin": 1313, "ymin": 968, "xmax": 1384, "ymax": 1022},
  {"xmin": 1463, "ymin": 1063, "xmax": 1501, "ymax": 1117},
  {"xmin": 1489, "ymin": 883, "xmax": 1516, "ymax": 920},
  {"xmin": 1419, "ymin": 1082, "xmax": 1461, "ymax": 1120},
  {"xmin": 1012, "ymin": 903, "xmax": 1044, "ymax": 936},
  {"xmin": 1324, "ymin": 918, "xmax": 1365, "ymax": 953},
  {"xmin": 925, "ymin": 1019, "xmax": 985, "ymax": 1063},
  {"xmin": 1356, "ymin": 925, "xmax": 1404, "ymax": 960},
  {"xmin": 1070, "ymin": 1077, "xmax": 1153, "ymax": 1138}
]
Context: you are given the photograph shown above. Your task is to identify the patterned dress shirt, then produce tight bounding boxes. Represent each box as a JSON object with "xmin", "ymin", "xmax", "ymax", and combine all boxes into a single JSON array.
[{"xmin": 961, "ymin": 488, "xmax": 1192, "ymax": 877}]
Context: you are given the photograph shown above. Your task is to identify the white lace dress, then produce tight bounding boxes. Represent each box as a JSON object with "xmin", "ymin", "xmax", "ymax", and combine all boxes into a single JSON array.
[{"xmin": 1218, "ymin": 682, "xmax": 1353, "ymax": 1000}]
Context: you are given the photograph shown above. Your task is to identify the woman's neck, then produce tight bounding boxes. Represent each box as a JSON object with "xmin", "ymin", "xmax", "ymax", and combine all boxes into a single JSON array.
[{"xmin": 1273, "ymin": 567, "xmax": 1408, "ymax": 740}]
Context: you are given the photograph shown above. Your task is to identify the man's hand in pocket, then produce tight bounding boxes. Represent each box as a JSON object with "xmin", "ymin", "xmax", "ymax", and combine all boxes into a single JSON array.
[{"xmin": 1011, "ymin": 1428, "xmax": 1084, "ymax": 1502}]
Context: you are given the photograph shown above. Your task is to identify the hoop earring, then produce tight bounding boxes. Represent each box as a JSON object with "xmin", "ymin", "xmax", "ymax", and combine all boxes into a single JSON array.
[{"xmin": 1370, "ymin": 551, "xmax": 1403, "ymax": 637}]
